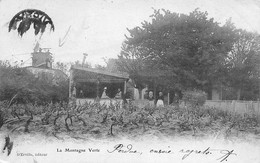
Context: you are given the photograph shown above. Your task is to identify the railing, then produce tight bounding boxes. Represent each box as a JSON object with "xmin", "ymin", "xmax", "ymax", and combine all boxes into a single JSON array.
[{"xmin": 205, "ymin": 100, "xmax": 260, "ymax": 116}]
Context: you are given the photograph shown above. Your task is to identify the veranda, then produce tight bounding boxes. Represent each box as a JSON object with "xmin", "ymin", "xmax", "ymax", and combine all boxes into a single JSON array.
[{"xmin": 69, "ymin": 65, "xmax": 128, "ymax": 106}]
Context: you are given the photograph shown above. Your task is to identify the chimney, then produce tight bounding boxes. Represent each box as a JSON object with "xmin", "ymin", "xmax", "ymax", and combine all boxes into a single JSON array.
[{"xmin": 82, "ymin": 53, "xmax": 88, "ymax": 67}]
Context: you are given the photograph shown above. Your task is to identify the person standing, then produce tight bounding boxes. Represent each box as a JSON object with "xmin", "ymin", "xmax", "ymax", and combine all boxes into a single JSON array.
[
  {"xmin": 147, "ymin": 91, "xmax": 155, "ymax": 107},
  {"xmin": 143, "ymin": 90, "xmax": 149, "ymax": 99},
  {"xmin": 173, "ymin": 92, "xmax": 180, "ymax": 105},
  {"xmin": 115, "ymin": 88, "xmax": 122, "ymax": 99},
  {"xmin": 79, "ymin": 90, "xmax": 84, "ymax": 98},
  {"xmin": 156, "ymin": 91, "xmax": 164, "ymax": 107}
]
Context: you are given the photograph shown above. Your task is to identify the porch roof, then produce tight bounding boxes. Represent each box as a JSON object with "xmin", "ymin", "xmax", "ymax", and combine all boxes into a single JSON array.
[{"xmin": 71, "ymin": 65, "xmax": 129, "ymax": 83}]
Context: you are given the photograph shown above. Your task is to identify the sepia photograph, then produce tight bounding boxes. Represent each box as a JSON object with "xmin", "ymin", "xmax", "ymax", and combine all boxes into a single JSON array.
[{"xmin": 0, "ymin": 0, "xmax": 260, "ymax": 162}]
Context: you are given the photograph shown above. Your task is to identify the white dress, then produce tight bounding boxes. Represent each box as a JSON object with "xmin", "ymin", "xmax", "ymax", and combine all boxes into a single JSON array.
[
  {"xmin": 156, "ymin": 99, "xmax": 164, "ymax": 107},
  {"xmin": 101, "ymin": 91, "xmax": 109, "ymax": 99}
]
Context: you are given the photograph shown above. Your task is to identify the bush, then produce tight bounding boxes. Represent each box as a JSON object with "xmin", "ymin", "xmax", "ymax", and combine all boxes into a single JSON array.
[
  {"xmin": 182, "ymin": 89, "xmax": 207, "ymax": 107},
  {"xmin": 0, "ymin": 60, "xmax": 69, "ymax": 105}
]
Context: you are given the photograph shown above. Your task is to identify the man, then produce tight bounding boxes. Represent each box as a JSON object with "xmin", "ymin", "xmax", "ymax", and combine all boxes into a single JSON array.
[
  {"xmin": 173, "ymin": 92, "xmax": 179, "ymax": 105},
  {"xmin": 147, "ymin": 91, "xmax": 155, "ymax": 107},
  {"xmin": 143, "ymin": 90, "xmax": 149, "ymax": 99}
]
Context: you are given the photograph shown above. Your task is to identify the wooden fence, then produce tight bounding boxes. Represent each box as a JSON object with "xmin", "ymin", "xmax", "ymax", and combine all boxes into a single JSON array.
[{"xmin": 205, "ymin": 100, "xmax": 260, "ymax": 116}]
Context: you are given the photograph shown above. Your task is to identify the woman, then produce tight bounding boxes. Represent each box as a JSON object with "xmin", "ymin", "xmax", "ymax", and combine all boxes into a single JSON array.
[
  {"xmin": 101, "ymin": 87, "xmax": 109, "ymax": 99},
  {"xmin": 156, "ymin": 91, "xmax": 164, "ymax": 107}
]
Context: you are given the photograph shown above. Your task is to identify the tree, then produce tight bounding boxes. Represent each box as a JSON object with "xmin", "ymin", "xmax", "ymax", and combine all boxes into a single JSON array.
[
  {"xmin": 94, "ymin": 64, "xmax": 106, "ymax": 71},
  {"xmin": 104, "ymin": 58, "xmax": 123, "ymax": 74},
  {"xmin": 119, "ymin": 8, "xmax": 237, "ymax": 95},
  {"xmin": 53, "ymin": 62, "xmax": 70, "ymax": 75},
  {"xmin": 225, "ymin": 29, "xmax": 260, "ymax": 100},
  {"xmin": 117, "ymin": 44, "xmax": 151, "ymax": 98}
]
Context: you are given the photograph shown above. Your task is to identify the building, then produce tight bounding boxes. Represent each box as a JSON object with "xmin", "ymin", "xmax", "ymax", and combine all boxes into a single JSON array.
[
  {"xmin": 25, "ymin": 47, "xmax": 68, "ymax": 85},
  {"xmin": 31, "ymin": 48, "xmax": 53, "ymax": 69},
  {"xmin": 69, "ymin": 65, "xmax": 129, "ymax": 105}
]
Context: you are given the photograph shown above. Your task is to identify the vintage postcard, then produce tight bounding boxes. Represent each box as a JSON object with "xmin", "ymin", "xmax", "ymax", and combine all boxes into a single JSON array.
[{"xmin": 0, "ymin": 0, "xmax": 260, "ymax": 162}]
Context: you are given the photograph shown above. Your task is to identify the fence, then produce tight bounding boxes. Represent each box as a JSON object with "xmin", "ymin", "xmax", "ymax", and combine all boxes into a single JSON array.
[
  {"xmin": 132, "ymin": 99, "xmax": 260, "ymax": 116},
  {"xmin": 78, "ymin": 98, "xmax": 260, "ymax": 116},
  {"xmin": 205, "ymin": 100, "xmax": 260, "ymax": 116}
]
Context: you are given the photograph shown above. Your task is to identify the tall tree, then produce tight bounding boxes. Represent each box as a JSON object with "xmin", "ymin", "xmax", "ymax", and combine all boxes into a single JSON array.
[
  {"xmin": 226, "ymin": 29, "xmax": 260, "ymax": 100},
  {"xmin": 53, "ymin": 62, "xmax": 70, "ymax": 75},
  {"xmin": 119, "ymin": 9, "xmax": 236, "ymax": 95},
  {"xmin": 117, "ymin": 44, "xmax": 149, "ymax": 98}
]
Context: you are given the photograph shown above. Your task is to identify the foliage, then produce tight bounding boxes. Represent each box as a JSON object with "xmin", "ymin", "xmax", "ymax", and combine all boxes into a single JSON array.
[
  {"xmin": 182, "ymin": 90, "xmax": 207, "ymax": 106},
  {"xmin": 0, "ymin": 60, "xmax": 69, "ymax": 105},
  {"xmin": 71, "ymin": 60, "xmax": 92, "ymax": 68},
  {"xmin": 94, "ymin": 64, "xmax": 106, "ymax": 71},
  {"xmin": 53, "ymin": 62, "xmax": 70, "ymax": 75},
  {"xmin": 54, "ymin": 60, "xmax": 111, "ymax": 75},
  {"xmin": 117, "ymin": 44, "xmax": 149, "ymax": 92},
  {"xmin": 119, "ymin": 8, "xmax": 237, "ymax": 93},
  {"xmin": 224, "ymin": 29, "xmax": 260, "ymax": 100}
]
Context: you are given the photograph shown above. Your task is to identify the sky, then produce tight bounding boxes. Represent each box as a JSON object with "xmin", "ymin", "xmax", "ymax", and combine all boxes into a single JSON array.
[{"xmin": 0, "ymin": 0, "xmax": 260, "ymax": 66}]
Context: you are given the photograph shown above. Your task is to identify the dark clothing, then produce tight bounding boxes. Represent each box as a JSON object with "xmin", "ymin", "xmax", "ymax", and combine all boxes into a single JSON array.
[
  {"xmin": 147, "ymin": 97, "xmax": 155, "ymax": 106},
  {"xmin": 173, "ymin": 95, "xmax": 179, "ymax": 104},
  {"xmin": 144, "ymin": 94, "xmax": 149, "ymax": 99},
  {"xmin": 157, "ymin": 95, "xmax": 164, "ymax": 101}
]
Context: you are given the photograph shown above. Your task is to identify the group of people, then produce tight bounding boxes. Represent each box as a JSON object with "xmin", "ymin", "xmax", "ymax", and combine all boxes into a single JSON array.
[
  {"xmin": 75, "ymin": 85, "xmax": 180, "ymax": 107},
  {"xmin": 144, "ymin": 90, "xmax": 165, "ymax": 107},
  {"xmin": 101, "ymin": 86, "xmax": 165, "ymax": 107}
]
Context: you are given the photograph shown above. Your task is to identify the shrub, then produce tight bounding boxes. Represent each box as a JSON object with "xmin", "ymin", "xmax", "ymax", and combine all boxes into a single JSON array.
[
  {"xmin": 182, "ymin": 89, "xmax": 207, "ymax": 107},
  {"xmin": 0, "ymin": 60, "xmax": 69, "ymax": 105}
]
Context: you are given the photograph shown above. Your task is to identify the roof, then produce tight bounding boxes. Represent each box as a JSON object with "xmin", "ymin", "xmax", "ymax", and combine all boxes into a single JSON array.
[
  {"xmin": 25, "ymin": 66, "xmax": 68, "ymax": 79},
  {"xmin": 71, "ymin": 65, "xmax": 129, "ymax": 79}
]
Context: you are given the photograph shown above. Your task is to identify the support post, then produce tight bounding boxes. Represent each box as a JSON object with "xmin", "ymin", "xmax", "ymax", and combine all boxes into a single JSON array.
[
  {"xmin": 220, "ymin": 82, "xmax": 223, "ymax": 100},
  {"xmin": 168, "ymin": 92, "xmax": 170, "ymax": 105},
  {"xmin": 69, "ymin": 68, "xmax": 74, "ymax": 98},
  {"xmin": 96, "ymin": 80, "xmax": 100, "ymax": 98},
  {"xmin": 124, "ymin": 80, "xmax": 127, "ymax": 95},
  {"xmin": 153, "ymin": 79, "xmax": 157, "ymax": 104}
]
